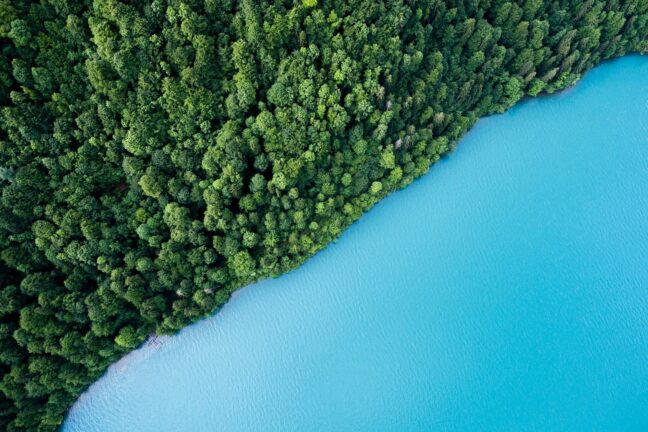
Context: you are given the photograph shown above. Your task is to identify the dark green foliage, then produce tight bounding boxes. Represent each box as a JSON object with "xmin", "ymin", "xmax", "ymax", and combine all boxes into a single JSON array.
[{"xmin": 0, "ymin": 0, "xmax": 646, "ymax": 429}]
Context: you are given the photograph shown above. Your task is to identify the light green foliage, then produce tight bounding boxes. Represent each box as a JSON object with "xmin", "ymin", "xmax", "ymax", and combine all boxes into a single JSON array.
[
  {"xmin": 0, "ymin": 0, "xmax": 645, "ymax": 430},
  {"xmin": 370, "ymin": 181, "xmax": 383, "ymax": 194}
]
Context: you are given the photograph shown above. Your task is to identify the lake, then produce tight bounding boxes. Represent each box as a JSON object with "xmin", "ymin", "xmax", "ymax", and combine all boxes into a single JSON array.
[{"xmin": 62, "ymin": 55, "xmax": 648, "ymax": 431}]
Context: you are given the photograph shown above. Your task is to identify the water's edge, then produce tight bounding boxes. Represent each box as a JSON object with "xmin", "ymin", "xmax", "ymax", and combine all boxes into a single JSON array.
[{"xmin": 63, "ymin": 55, "xmax": 648, "ymax": 431}]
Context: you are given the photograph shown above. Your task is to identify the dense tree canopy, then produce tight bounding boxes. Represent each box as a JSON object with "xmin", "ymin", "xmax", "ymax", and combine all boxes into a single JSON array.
[{"xmin": 0, "ymin": 0, "xmax": 646, "ymax": 429}]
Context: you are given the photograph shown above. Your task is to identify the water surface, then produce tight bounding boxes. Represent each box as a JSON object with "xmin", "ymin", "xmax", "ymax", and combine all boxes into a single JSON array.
[{"xmin": 63, "ymin": 55, "xmax": 648, "ymax": 431}]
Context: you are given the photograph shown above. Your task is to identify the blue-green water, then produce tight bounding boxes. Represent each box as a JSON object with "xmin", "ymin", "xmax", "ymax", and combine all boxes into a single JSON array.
[{"xmin": 63, "ymin": 56, "xmax": 648, "ymax": 431}]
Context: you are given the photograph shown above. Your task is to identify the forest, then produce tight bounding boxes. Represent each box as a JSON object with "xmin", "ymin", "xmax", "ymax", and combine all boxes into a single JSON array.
[{"xmin": 0, "ymin": 0, "xmax": 646, "ymax": 429}]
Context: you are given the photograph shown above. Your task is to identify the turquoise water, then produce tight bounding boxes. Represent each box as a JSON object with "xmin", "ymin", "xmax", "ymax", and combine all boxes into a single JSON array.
[{"xmin": 63, "ymin": 56, "xmax": 648, "ymax": 431}]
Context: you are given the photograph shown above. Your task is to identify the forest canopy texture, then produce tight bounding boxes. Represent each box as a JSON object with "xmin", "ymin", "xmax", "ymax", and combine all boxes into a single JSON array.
[{"xmin": 0, "ymin": 0, "xmax": 646, "ymax": 429}]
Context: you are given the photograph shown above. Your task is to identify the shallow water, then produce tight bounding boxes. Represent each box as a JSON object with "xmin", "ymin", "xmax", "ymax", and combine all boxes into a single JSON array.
[{"xmin": 63, "ymin": 55, "xmax": 648, "ymax": 431}]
